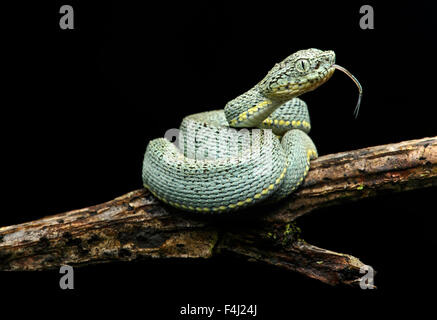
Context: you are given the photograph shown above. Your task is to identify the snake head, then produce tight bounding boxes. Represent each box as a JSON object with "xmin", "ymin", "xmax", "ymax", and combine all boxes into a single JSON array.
[{"xmin": 258, "ymin": 48, "xmax": 336, "ymax": 101}]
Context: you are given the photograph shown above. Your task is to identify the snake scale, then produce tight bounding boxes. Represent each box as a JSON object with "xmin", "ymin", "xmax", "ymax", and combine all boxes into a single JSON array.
[{"xmin": 142, "ymin": 48, "xmax": 362, "ymax": 214}]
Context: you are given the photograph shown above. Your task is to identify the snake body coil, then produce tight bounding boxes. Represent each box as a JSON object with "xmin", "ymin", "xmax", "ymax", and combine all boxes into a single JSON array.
[{"xmin": 142, "ymin": 49, "xmax": 347, "ymax": 213}]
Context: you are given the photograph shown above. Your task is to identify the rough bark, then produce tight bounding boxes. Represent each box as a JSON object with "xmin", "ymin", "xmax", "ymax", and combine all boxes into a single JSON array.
[{"xmin": 0, "ymin": 136, "xmax": 436, "ymax": 288}]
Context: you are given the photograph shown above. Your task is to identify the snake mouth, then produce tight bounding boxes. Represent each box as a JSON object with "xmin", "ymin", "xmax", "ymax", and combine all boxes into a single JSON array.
[
  {"xmin": 271, "ymin": 66, "xmax": 336, "ymax": 100},
  {"xmin": 274, "ymin": 64, "xmax": 363, "ymax": 117}
]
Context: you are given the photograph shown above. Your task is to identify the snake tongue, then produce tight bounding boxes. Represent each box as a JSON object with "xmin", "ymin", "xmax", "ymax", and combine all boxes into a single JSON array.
[{"xmin": 332, "ymin": 64, "xmax": 363, "ymax": 118}]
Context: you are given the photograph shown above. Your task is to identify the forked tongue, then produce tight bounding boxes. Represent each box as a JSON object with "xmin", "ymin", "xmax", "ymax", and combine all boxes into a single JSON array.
[{"xmin": 332, "ymin": 64, "xmax": 363, "ymax": 118}]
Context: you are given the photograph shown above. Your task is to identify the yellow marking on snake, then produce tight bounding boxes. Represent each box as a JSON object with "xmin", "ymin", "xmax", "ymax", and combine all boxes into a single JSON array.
[
  {"xmin": 262, "ymin": 118, "xmax": 273, "ymax": 126},
  {"xmin": 262, "ymin": 118, "xmax": 311, "ymax": 129},
  {"xmin": 232, "ymin": 100, "xmax": 271, "ymax": 124}
]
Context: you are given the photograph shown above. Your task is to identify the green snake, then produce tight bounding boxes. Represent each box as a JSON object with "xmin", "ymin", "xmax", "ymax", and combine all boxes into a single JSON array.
[{"xmin": 142, "ymin": 48, "xmax": 362, "ymax": 213}]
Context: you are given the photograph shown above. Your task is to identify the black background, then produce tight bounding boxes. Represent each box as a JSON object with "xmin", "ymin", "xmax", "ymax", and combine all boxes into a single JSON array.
[{"xmin": 1, "ymin": 0, "xmax": 436, "ymax": 316}]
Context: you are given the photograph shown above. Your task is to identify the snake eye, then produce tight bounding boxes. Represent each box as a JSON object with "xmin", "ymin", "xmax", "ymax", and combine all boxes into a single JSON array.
[{"xmin": 295, "ymin": 59, "xmax": 310, "ymax": 73}]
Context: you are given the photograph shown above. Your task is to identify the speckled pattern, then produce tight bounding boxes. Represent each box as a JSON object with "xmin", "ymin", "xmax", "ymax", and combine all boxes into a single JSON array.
[{"xmin": 142, "ymin": 49, "xmax": 337, "ymax": 213}]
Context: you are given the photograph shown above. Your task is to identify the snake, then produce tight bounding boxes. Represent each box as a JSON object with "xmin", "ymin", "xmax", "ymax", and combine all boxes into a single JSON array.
[{"xmin": 142, "ymin": 48, "xmax": 362, "ymax": 214}]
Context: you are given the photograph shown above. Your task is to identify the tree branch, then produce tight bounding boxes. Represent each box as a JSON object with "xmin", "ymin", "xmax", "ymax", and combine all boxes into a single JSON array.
[{"xmin": 0, "ymin": 136, "xmax": 436, "ymax": 288}]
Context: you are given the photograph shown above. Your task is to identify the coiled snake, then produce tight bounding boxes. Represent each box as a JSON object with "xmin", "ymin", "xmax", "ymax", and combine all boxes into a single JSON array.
[{"xmin": 142, "ymin": 48, "xmax": 362, "ymax": 213}]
